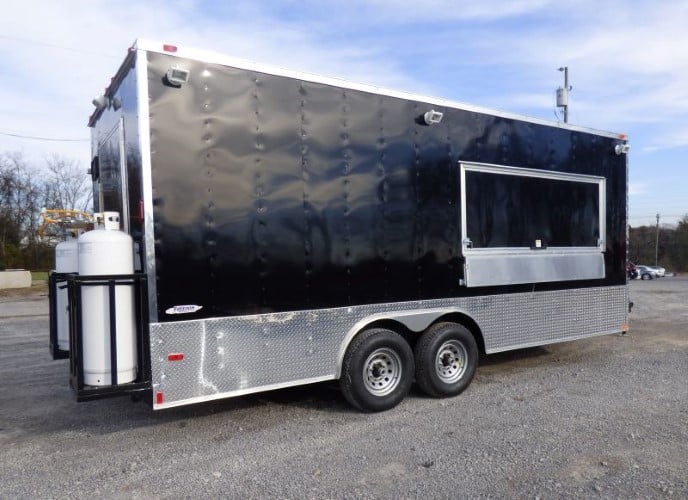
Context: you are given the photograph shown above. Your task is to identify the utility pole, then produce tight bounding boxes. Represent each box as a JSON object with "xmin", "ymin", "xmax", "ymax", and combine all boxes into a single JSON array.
[
  {"xmin": 556, "ymin": 67, "xmax": 571, "ymax": 123},
  {"xmin": 655, "ymin": 213, "xmax": 660, "ymax": 266}
]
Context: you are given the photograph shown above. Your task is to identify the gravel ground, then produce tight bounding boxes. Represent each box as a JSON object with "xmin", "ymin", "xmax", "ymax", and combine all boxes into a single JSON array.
[{"xmin": 0, "ymin": 279, "xmax": 686, "ymax": 498}]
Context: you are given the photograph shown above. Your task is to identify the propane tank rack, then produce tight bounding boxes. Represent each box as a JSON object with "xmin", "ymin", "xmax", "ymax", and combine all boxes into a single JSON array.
[
  {"xmin": 48, "ymin": 271, "xmax": 75, "ymax": 360},
  {"xmin": 66, "ymin": 273, "xmax": 151, "ymax": 402}
]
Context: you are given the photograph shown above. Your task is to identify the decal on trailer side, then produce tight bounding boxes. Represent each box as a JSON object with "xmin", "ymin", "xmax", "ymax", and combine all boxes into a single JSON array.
[{"xmin": 165, "ymin": 305, "xmax": 203, "ymax": 315}]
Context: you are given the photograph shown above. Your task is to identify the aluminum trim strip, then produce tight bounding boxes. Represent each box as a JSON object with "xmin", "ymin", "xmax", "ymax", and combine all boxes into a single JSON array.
[
  {"xmin": 461, "ymin": 161, "xmax": 606, "ymax": 183},
  {"xmin": 153, "ymin": 375, "xmax": 333, "ymax": 410},
  {"xmin": 334, "ymin": 307, "xmax": 468, "ymax": 372},
  {"xmin": 117, "ymin": 116, "xmax": 130, "ymax": 234},
  {"xmin": 135, "ymin": 50, "xmax": 159, "ymax": 322},
  {"xmin": 485, "ymin": 328, "xmax": 624, "ymax": 354},
  {"xmin": 463, "ymin": 252, "xmax": 605, "ymax": 287},
  {"xmin": 464, "ymin": 247, "xmax": 605, "ymax": 256}
]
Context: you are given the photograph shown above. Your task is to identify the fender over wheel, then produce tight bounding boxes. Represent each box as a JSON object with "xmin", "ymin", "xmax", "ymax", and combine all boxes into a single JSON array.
[
  {"xmin": 339, "ymin": 328, "xmax": 414, "ymax": 412},
  {"xmin": 414, "ymin": 322, "xmax": 478, "ymax": 398}
]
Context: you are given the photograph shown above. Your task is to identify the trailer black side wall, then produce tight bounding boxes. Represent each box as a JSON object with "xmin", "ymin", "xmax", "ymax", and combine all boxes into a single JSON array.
[{"xmin": 136, "ymin": 52, "xmax": 626, "ymax": 320}]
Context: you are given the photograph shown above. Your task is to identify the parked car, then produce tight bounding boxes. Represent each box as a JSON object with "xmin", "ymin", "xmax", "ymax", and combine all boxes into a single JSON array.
[
  {"xmin": 636, "ymin": 265, "xmax": 658, "ymax": 280},
  {"xmin": 648, "ymin": 265, "xmax": 666, "ymax": 277},
  {"xmin": 626, "ymin": 262, "xmax": 638, "ymax": 280}
]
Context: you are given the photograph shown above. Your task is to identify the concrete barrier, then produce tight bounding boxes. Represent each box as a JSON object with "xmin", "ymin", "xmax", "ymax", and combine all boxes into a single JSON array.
[{"xmin": 0, "ymin": 270, "xmax": 32, "ymax": 289}]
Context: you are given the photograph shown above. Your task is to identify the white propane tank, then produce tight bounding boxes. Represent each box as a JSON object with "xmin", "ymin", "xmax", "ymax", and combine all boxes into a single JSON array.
[
  {"xmin": 78, "ymin": 211, "xmax": 137, "ymax": 386},
  {"xmin": 54, "ymin": 231, "xmax": 79, "ymax": 351}
]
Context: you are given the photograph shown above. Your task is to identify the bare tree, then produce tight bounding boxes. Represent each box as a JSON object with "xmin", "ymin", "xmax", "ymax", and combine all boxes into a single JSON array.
[
  {"xmin": 0, "ymin": 153, "xmax": 39, "ymax": 238},
  {"xmin": 675, "ymin": 216, "xmax": 688, "ymax": 272},
  {"xmin": 44, "ymin": 155, "xmax": 92, "ymax": 212},
  {"xmin": 0, "ymin": 152, "xmax": 92, "ymax": 269},
  {"xmin": 0, "ymin": 152, "xmax": 45, "ymax": 267},
  {"xmin": 0, "ymin": 157, "xmax": 22, "ymax": 259}
]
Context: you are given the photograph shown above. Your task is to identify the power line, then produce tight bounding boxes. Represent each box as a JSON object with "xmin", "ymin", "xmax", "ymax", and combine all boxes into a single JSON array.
[
  {"xmin": 0, "ymin": 34, "xmax": 121, "ymax": 58},
  {"xmin": 629, "ymin": 214, "xmax": 686, "ymax": 219},
  {"xmin": 0, "ymin": 131, "xmax": 89, "ymax": 142}
]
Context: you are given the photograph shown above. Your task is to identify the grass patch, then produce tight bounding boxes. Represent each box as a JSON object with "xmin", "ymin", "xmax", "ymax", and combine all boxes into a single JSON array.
[{"xmin": 31, "ymin": 271, "xmax": 49, "ymax": 281}]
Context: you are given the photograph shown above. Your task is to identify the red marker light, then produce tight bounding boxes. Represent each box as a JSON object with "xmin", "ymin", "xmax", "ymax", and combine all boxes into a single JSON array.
[
  {"xmin": 156, "ymin": 391, "xmax": 164, "ymax": 404},
  {"xmin": 163, "ymin": 44, "xmax": 178, "ymax": 53},
  {"xmin": 168, "ymin": 353, "xmax": 185, "ymax": 361}
]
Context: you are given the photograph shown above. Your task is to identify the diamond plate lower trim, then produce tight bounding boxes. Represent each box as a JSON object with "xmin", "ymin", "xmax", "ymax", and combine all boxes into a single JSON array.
[{"xmin": 150, "ymin": 285, "xmax": 627, "ymax": 409}]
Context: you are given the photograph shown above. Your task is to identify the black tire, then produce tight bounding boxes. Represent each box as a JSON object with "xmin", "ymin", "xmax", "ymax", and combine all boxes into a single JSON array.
[
  {"xmin": 414, "ymin": 322, "xmax": 478, "ymax": 398},
  {"xmin": 339, "ymin": 328, "xmax": 414, "ymax": 412}
]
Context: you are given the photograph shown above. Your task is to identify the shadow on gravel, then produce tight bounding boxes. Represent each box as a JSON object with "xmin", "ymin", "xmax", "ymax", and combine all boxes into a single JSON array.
[
  {"xmin": 250, "ymin": 381, "xmax": 352, "ymax": 411},
  {"xmin": 24, "ymin": 348, "xmax": 562, "ymax": 437},
  {"xmin": 479, "ymin": 346, "xmax": 551, "ymax": 366},
  {"xmin": 11, "ymin": 379, "xmax": 354, "ymax": 439}
]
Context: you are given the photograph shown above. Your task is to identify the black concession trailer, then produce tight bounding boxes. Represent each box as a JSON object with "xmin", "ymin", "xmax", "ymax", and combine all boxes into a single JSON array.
[{"xmin": 50, "ymin": 39, "xmax": 630, "ymax": 412}]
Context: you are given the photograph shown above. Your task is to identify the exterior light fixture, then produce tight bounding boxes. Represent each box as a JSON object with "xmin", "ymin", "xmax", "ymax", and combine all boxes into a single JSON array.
[
  {"xmin": 166, "ymin": 67, "xmax": 190, "ymax": 86},
  {"xmin": 92, "ymin": 95, "xmax": 110, "ymax": 110},
  {"xmin": 614, "ymin": 144, "xmax": 630, "ymax": 155},
  {"xmin": 423, "ymin": 110, "xmax": 443, "ymax": 125}
]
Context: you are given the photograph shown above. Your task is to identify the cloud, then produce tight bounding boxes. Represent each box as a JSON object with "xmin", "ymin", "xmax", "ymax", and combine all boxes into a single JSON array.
[
  {"xmin": 0, "ymin": 0, "xmax": 418, "ymax": 165},
  {"xmin": 327, "ymin": 0, "xmax": 555, "ymax": 21},
  {"xmin": 1, "ymin": 0, "xmax": 687, "ymax": 178},
  {"xmin": 641, "ymin": 127, "xmax": 688, "ymax": 153},
  {"xmin": 628, "ymin": 182, "xmax": 646, "ymax": 196}
]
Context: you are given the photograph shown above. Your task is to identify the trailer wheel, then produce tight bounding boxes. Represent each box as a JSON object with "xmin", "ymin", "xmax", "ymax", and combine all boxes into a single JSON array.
[
  {"xmin": 339, "ymin": 328, "xmax": 414, "ymax": 412},
  {"xmin": 414, "ymin": 322, "xmax": 478, "ymax": 398}
]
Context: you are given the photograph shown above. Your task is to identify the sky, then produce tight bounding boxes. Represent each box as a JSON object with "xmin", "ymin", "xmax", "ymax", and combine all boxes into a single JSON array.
[{"xmin": 0, "ymin": 0, "xmax": 686, "ymax": 227}]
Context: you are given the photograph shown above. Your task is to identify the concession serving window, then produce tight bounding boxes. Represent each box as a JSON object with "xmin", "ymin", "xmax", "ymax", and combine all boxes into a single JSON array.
[{"xmin": 460, "ymin": 161, "xmax": 606, "ymax": 287}]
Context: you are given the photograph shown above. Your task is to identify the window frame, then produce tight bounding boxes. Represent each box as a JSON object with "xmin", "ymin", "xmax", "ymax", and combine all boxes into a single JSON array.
[
  {"xmin": 459, "ymin": 161, "xmax": 607, "ymax": 287},
  {"xmin": 460, "ymin": 161, "xmax": 606, "ymax": 255}
]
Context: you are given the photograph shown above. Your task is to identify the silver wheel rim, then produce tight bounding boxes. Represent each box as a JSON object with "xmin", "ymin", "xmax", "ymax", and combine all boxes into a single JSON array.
[
  {"xmin": 435, "ymin": 340, "xmax": 468, "ymax": 384},
  {"xmin": 363, "ymin": 348, "xmax": 402, "ymax": 396}
]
